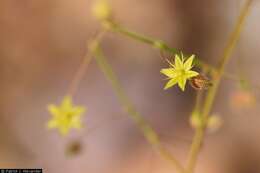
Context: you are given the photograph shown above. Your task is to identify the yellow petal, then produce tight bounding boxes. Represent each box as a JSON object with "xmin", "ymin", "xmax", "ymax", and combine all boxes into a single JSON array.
[
  {"xmin": 61, "ymin": 96, "xmax": 73, "ymax": 111},
  {"xmin": 178, "ymin": 78, "xmax": 187, "ymax": 91},
  {"xmin": 72, "ymin": 120, "xmax": 83, "ymax": 129},
  {"xmin": 185, "ymin": 70, "xmax": 199, "ymax": 79},
  {"xmin": 175, "ymin": 54, "xmax": 183, "ymax": 69},
  {"xmin": 160, "ymin": 68, "xmax": 177, "ymax": 78},
  {"xmin": 164, "ymin": 78, "xmax": 178, "ymax": 90},
  {"xmin": 47, "ymin": 119, "xmax": 58, "ymax": 129},
  {"xmin": 72, "ymin": 107, "xmax": 86, "ymax": 116},
  {"xmin": 184, "ymin": 55, "xmax": 195, "ymax": 71},
  {"xmin": 47, "ymin": 104, "xmax": 60, "ymax": 116}
]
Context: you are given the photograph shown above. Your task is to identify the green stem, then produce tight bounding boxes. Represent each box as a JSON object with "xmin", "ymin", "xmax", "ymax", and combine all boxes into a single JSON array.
[
  {"xmin": 92, "ymin": 44, "xmax": 186, "ymax": 173},
  {"xmin": 108, "ymin": 21, "xmax": 180, "ymax": 54},
  {"xmin": 186, "ymin": 1, "xmax": 253, "ymax": 173}
]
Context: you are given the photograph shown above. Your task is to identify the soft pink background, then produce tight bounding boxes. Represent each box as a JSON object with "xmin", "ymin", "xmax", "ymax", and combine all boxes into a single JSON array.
[{"xmin": 1, "ymin": 0, "xmax": 260, "ymax": 172}]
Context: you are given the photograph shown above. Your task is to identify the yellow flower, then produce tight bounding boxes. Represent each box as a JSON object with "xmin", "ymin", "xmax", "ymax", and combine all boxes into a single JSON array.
[
  {"xmin": 92, "ymin": 0, "xmax": 112, "ymax": 21},
  {"xmin": 47, "ymin": 96, "xmax": 86, "ymax": 136},
  {"xmin": 161, "ymin": 54, "xmax": 199, "ymax": 91}
]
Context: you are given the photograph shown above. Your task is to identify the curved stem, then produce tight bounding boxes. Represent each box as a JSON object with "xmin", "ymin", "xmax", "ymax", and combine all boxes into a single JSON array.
[
  {"xmin": 67, "ymin": 31, "xmax": 106, "ymax": 97},
  {"xmin": 108, "ymin": 21, "xmax": 179, "ymax": 54},
  {"xmin": 186, "ymin": 1, "xmax": 253, "ymax": 173},
  {"xmin": 92, "ymin": 44, "xmax": 186, "ymax": 173}
]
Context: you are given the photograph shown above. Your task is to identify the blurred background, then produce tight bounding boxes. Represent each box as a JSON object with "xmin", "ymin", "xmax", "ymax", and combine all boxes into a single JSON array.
[{"xmin": 1, "ymin": 0, "xmax": 260, "ymax": 172}]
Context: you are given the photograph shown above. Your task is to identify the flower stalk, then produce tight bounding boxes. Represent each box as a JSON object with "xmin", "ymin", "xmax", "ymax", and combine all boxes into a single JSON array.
[
  {"xmin": 186, "ymin": 1, "xmax": 253, "ymax": 172},
  {"xmin": 91, "ymin": 43, "xmax": 186, "ymax": 173},
  {"xmin": 67, "ymin": 30, "xmax": 106, "ymax": 96}
]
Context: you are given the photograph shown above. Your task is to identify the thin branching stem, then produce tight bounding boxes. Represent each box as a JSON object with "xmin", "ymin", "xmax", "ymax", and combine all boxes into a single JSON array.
[
  {"xmin": 91, "ymin": 43, "xmax": 186, "ymax": 173},
  {"xmin": 107, "ymin": 21, "xmax": 179, "ymax": 54},
  {"xmin": 186, "ymin": 1, "xmax": 253, "ymax": 173},
  {"xmin": 67, "ymin": 31, "xmax": 106, "ymax": 97}
]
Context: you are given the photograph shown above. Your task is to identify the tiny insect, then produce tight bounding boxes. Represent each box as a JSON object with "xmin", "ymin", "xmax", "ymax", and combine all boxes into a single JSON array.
[{"xmin": 189, "ymin": 74, "xmax": 212, "ymax": 90}]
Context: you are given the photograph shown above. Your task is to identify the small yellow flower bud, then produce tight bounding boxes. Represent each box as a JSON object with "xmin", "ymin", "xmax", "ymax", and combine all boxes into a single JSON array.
[
  {"xmin": 207, "ymin": 114, "xmax": 223, "ymax": 133},
  {"xmin": 189, "ymin": 111, "xmax": 203, "ymax": 129},
  {"xmin": 92, "ymin": 0, "xmax": 112, "ymax": 21}
]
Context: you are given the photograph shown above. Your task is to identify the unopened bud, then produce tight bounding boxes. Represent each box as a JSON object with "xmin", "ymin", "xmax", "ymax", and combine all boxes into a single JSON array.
[{"xmin": 92, "ymin": 0, "xmax": 112, "ymax": 21}]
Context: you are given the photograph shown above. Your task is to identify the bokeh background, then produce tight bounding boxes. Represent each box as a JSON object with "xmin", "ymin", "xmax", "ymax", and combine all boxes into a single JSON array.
[{"xmin": 1, "ymin": 0, "xmax": 260, "ymax": 173}]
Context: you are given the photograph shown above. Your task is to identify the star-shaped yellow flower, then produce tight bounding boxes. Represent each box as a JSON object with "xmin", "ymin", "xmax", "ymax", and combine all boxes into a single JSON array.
[
  {"xmin": 47, "ymin": 96, "xmax": 86, "ymax": 136},
  {"xmin": 160, "ymin": 54, "xmax": 199, "ymax": 91}
]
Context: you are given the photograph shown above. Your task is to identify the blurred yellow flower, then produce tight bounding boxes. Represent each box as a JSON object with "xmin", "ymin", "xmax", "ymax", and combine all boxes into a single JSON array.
[
  {"xmin": 47, "ymin": 96, "xmax": 86, "ymax": 136},
  {"xmin": 161, "ymin": 54, "xmax": 199, "ymax": 91},
  {"xmin": 92, "ymin": 0, "xmax": 111, "ymax": 21}
]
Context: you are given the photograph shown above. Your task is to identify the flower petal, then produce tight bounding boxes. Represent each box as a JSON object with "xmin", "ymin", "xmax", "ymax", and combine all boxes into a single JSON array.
[
  {"xmin": 175, "ymin": 54, "xmax": 183, "ymax": 69},
  {"xmin": 184, "ymin": 55, "xmax": 195, "ymax": 70},
  {"xmin": 71, "ymin": 116, "xmax": 83, "ymax": 129},
  {"xmin": 178, "ymin": 77, "xmax": 187, "ymax": 91},
  {"xmin": 164, "ymin": 78, "xmax": 178, "ymax": 90},
  {"xmin": 185, "ymin": 70, "xmax": 199, "ymax": 79},
  {"xmin": 61, "ymin": 96, "xmax": 73, "ymax": 111},
  {"xmin": 160, "ymin": 68, "xmax": 177, "ymax": 78},
  {"xmin": 47, "ymin": 119, "xmax": 58, "ymax": 129},
  {"xmin": 72, "ymin": 107, "xmax": 86, "ymax": 116},
  {"xmin": 47, "ymin": 104, "xmax": 60, "ymax": 117}
]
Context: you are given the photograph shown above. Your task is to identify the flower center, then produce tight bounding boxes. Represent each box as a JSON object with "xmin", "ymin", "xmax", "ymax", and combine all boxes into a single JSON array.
[
  {"xmin": 66, "ymin": 112, "xmax": 74, "ymax": 120},
  {"xmin": 179, "ymin": 69, "xmax": 186, "ymax": 76}
]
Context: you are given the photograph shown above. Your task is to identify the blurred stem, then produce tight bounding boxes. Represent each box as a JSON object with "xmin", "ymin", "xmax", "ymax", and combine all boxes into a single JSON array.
[
  {"xmin": 106, "ymin": 21, "xmax": 179, "ymax": 54},
  {"xmin": 106, "ymin": 21, "xmax": 217, "ymax": 69},
  {"xmin": 186, "ymin": 1, "xmax": 253, "ymax": 173},
  {"xmin": 67, "ymin": 30, "xmax": 106, "ymax": 97},
  {"xmin": 91, "ymin": 43, "xmax": 186, "ymax": 173},
  {"xmin": 194, "ymin": 91, "xmax": 203, "ymax": 114}
]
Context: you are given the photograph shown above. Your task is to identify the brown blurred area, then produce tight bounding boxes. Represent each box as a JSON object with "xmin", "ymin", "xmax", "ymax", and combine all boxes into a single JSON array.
[{"xmin": 1, "ymin": 0, "xmax": 260, "ymax": 173}]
